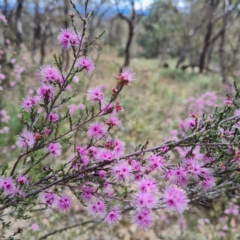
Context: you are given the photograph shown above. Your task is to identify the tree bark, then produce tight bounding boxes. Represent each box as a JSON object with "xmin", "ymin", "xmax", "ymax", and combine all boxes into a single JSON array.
[
  {"xmin": 123, "ymin": 20, "xmax": 134, "ymax": 67},
  {"xmin": 117, "ymin": 0, "xmax": 136, "ymax": 71},
  {"xmin": 15, "ymin": 0, "xmax": 24, "ymax": 45},
  {"xmin": 199, "ymin": 21, "xmax": 213, "ymax": 73}
]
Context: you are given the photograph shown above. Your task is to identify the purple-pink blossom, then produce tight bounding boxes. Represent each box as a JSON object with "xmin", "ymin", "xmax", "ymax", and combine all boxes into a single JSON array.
[
  {"xmin": 31, "ymin": 224, "xmax": 39, "ymax": 231},
  {"xmin": 87, "ymin": 122, "xmax": 106, "ymax": 140},
  {"xmin": 58, "ymin": 28, "xmax": 79, "ymax": 50},
  {"xmin": 39, "ymin": 65, "xmax": 64, "ymax": 85},
  {"xmin": 37, "ymin": 84, "xmax": 54, "ymax": 101},
  {"xmin": 77, "ymin": 56, "xmax": 94, "ymax": 74},
  {"xmin": 43, "ymin": 192, "xmax": 56, "ymax": 206},
  {"xmin": 112, "ymin": 161, "xmax": 132, "ymax": 181},
  {"xmin": 132, "ymin": 209, "xmax": 153, "ymax": 230},
  {"xmin": 118, "ymin": 68, "xmax": 135, "ymax": 85},
  {"xmin": 17, "ymin": 176, "xmax": 28, "ymax": 185},
  {"xmin": 88, "ymin": 199, "xmax": 106, "ymax": 216},
  {"xmin": 57, "ymin": 195, "xmax": 72, "ymax": 212},
  {"xmin": 133, "ymin": 191, "xmax": 157, "ymax": 210},
  {"xmin": 0, "ymin": 177, "xmax": 14, "ymax": 194},
  {"xmin": 46, "ymin": 142, "xmax": 62, "ymax": 158},
  {"xmin": 148, "ymin": 154, "xmax": 164, "ymax": 171},
  {"xmin": 16, "ymin": 131, "xmax": 36, "ymax": 149},
  {"xmin": 163, "ymin": 186, "xmax": 188, "ymax": 213},
  {"xmin": 0, "ymin": 14, "xmax": 7, "ymax": 24},
  {"xmin": 47, "ymin": 112, "xmax": 59, "ymax": 122},
  {"xmin": 87, "ymin": 85, "xmax": 104, "ymax": 102},
  {"xmin": 105, "ymin": 114, "xmax": 121, "ymax": 128},
  {"xmin": 104, "ymin": 205, "xmax": 122, "ymax": 224}
]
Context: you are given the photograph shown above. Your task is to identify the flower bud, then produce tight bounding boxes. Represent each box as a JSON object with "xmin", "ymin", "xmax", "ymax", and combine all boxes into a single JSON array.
[
  {"xmin": 69, "ymin": 12, "xmax": 75, "ymax": 18},
  {"xmin": 34, "ymin": 133, "xmax": 42, "ymax": 140},
  {"xmin": 112, "ymin": 88, "xmax": 118, "ymax": 94}
]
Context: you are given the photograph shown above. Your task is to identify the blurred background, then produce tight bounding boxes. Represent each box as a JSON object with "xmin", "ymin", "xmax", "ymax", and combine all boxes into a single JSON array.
[{"xmin": 0, "ymin": 0, "xmax": 240, "ymax": 239}]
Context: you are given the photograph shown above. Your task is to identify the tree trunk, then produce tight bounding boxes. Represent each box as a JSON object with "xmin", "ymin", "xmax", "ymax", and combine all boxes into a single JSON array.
[
  {"xmin": 123, "ymin": 21, "xmax": 134, "ymax": 68},
  {"xmin": 199, "ymin": 21, "xmax": 212, "ymax": 73},
  {"xmin": 15, "ymin": 0, "xmax": 24, "ymax": 45}
]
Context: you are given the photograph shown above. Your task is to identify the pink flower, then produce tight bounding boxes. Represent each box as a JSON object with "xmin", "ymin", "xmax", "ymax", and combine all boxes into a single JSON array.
[
  {"xmin": 224, "ymin": 98, "xmax": 232, "ymax": 106},
  {"xmin": 104, "ymin": 138, "xmax": 125, "ymax": 158},
  {"xmin": 69, "ymin": 104, "xmax": 78, "ymax": 114},
  {"xmin": 148, "ymin": 154, "xmax": 164, "ymax": 171},
  {"xmin": 57, "ymin": 195, "xmax": 72, "ymax": 212},
  {"xmin": 39, "ymin": 65, "xmax": 64, "ymax": 85},
  {"xmin": 37, "ymin": 84, "xmax": 54, "ymax": 101},
  {"xmin": 82, "ymin": 185, "xmax": 95, "ymax": 202},
  {"xmin": 76, "ymin": 145, "xmax": 87, "ymax": 156},
  {"xmin": 96, "ymin": 148, "xmax": 113, "ymax": 162},
  {"xmin": 88, "ymin": 199, "xmax": 106, "ymax": 216},
  {"xmin": 0, "ymin": 15, "xmax": 7, "ymax": 24},
  {"xmin": 105, "ymin": 114, "xmax": 121, "ymax": 128},
  {"xmin": 16, "ymin": 131, "xmax": 36, "ymax": 149},
  {"xmin": 171, "ymin": 166, "xmax": 188, "ymax": 186},
  {"xmin": 163, "ymin": 186, "xmax": 188, "ymax": 213},
  {"xmin": 21, "ymin": 96, "xmax": 39, "ymax": 111},
  {"xmin": 131, "ymin": 160, "xmax": 141, "ymax": 171},
  {"xmin": 118, "ymin": 68, "xmax": 135, "ymax": 85},
  {"xmin": 44, "ymin": 129, "xmax": 51, "ymax": 135},
  {"xmin": 31, "ymin": 224, "xmax": 39, "ymax": 231},
  {"xmin": 10, "ymin": 58, "xmax": 16, "ymax": 64},
  {"xmin": 181, "ymin": 117, "xmax": 197, "ymax": 131},
  {"xmin": 87, "ymin": 122, "xmax": 107, "ymax": 139},
  {"xmin": 46, "ymin": 142, "xmax": 62, "ymax": 158},
  {"xmin": 133, "ymin": 191, "xmax": 157, "ymax": 210},
  {"xmin": 87, "ymin": 85, "xmax": 104, "ymax": 102},
  {"xmin": 132, "ymin": 209, "xmax": 153, "ymax": 230},
  {"xmin": 198, "ymin": 176, "xmax": 215, "ymax": 190},
  {"xmin": 47, "ymin": 112, "xmax": 59, "ymax": 122},
  {"xmin": 0, "ymin": 177, "xmax": 14, "ymax": 194},
  {"xmin": 112, "ymin": 161, "xmax": 132, "ymax": 181},
  {"xmin": 58, "ymin": 28, "xmax": 79, "ymax": 50},
  {"xmin": 137, "ymin": 177, "xmax": 158, "ymax": 194},
  {"xmin": 87, "ymin": 146, "xmax": 99, "ymax": 158},
  {"xmin": 78, "ymin": 103, "xmax": 85, "ymax": 109},
  {"xmin": 66, "ymin": 85, "xmax": 72, "ymax": 91},
  {"xmin": 17, "ymin": 176, "xmax": 28, "ymax": 185},
  {"xmin": 21, "ymin": 96, "xmax": 33, "ymax": 111},
  {"xmin": 98, "ymin": 170, "xmax": 107, "ymax": 177},
  {"xmin": 101, "ymin": 102, "xmax": 114, "ymax": 114},
  {"xmin": 0, "ymin": 73, "xmax": 6, "ymax": 80},
  {"xmin": 43, "ymin": 192, "xmax": 56, "ymax": 206},
  {"xmin": 77, "ymin": 56, "xmax": 94, "ymax": 74},
  {"xmin": 185, "ymin": 160, "xmax": 203, "ymax": 180},
  {"xmin": 104, "ymin": 205, "xmax": 122, "ymax": 224},
  {"xmin": 73, "ymin": 76, "xmax": 79, "ymax": 83},
  {"xmin": 112, "ymin": 138, "xmax": 125, "ymax": 157}
]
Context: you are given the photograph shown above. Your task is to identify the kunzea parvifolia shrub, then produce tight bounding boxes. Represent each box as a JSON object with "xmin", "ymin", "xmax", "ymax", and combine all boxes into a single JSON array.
[{"xmin": 1, "ymin": 1, "xmax": 240, "ymax": 237}]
